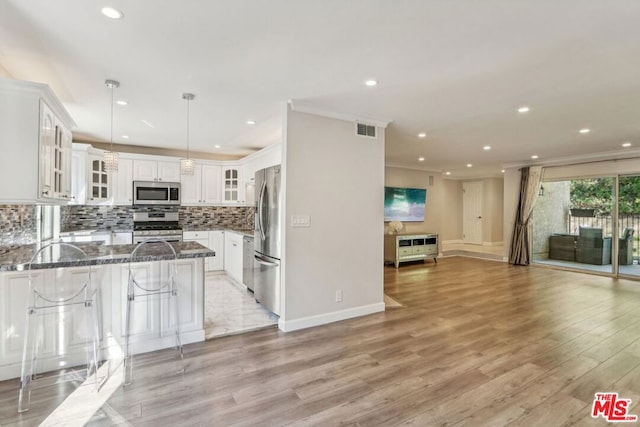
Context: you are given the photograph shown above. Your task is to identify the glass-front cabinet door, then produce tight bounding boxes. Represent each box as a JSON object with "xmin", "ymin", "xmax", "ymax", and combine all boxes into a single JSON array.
[
  {"xmin": 222, "ymin": 167, "xmax": 240, "ymax": 203},
  {"xmin": 89, "ymin": 155, "xmax": 108, "ymax": 203}
]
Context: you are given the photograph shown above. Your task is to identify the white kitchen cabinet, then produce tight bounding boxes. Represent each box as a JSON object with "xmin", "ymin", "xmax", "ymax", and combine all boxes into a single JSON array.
[
  {"xmin": 39, "ymin": 101, "xmax": 72, "ymax": 201},
  {"xmin": 222, "ymin": 166, "xmax": 245, "ymax": 204},
  {"xmin": 87, "ymin": 154, "xmax": 109, "ymax": 203},
  {"xmin": 70, "ymin": 148, "xmax": 87, "ymax": 204},
  {"xmin": 133, "ymin": 159, "xmax": 180, "ymax": 182},
  {"xmin": 209, "ymin": 230, "xmax": 225, "ymax": 271},
  {"xmin": 202, "ymin": 164, "xmax": 222, "ymax": 203},
  {"xmin": 111, "ymin": 157, "xmax": 133, "ymax": 205},
  {"xmin": 183, "ymin": 230, "xmax": 223, "ymax": 271},
  {"xmin": 224, "ymin": 231, "xmax": 243, "ymax": 282},
  {"xmin": 0, "ymin": 257, "xmax": 204, "ymax": 381},
  {"xmin": 0, "ymin": 266, "xmax": 104, "ymax": 380},
  {"xmin": 112, "ymin": 259, "xmax": 203, "ymax": 355},
  {"xmin": 181, "ymin": 163, "xmax": 221, "ymax": 205},
  {"xmin": 0, "ymin": 78, "xmax": 75, "ymax": 203}
]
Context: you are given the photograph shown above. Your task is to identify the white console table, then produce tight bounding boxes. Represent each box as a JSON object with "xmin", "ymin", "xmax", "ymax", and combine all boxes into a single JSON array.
[{"xmin": 384, "ymin": 233, "xmax": 438, "ymax": 268}]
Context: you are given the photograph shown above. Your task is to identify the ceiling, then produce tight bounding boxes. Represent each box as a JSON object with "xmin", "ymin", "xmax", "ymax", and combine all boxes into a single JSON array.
[{"xmin": 2, "ymin": 1, "xmax": 640, "ymax": 178}]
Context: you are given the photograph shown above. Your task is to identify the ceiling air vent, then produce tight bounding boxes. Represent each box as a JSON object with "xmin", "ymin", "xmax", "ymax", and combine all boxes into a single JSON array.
[{"xmin": 356, "ymin": 122, "xmax": 376, "ymax": 138}]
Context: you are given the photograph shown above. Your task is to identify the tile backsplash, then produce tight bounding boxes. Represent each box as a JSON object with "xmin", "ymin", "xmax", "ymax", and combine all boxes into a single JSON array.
[
  {"xmin": 0, "ymin": 205, "xmax": 37, "ymax": 236},
  {"xmin": 0, "ymin": 204, "xmax": 255, "ymax": 237},
  {"xmin": 61, "ymin": 205, "xmax": 255, "ymax": 231}
]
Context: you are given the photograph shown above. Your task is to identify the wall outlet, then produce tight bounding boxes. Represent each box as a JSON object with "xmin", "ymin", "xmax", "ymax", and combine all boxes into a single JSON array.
[
  {"xmin": 335, "ymin": 290, "xmax": 343, "ymax": 302},
  {"xmin": 291, "ymin": 214, "xmax": 311, "ymax": 227}
]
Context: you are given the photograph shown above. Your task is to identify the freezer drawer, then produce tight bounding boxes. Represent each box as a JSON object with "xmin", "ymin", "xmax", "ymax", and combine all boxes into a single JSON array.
[{"xmin": 253, "ymin": 252, "xmax": 280, "ymax": 316}]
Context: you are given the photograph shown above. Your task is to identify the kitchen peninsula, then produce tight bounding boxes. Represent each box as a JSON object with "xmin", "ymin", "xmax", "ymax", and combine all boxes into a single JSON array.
[{"xmin": 0, "ymin": 241, "xmax": 214, "ymax": 381}]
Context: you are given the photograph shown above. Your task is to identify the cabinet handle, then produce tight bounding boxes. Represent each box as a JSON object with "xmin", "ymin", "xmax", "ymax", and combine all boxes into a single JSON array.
[{"xmin": 42, "ymin": 190, "xmax": 49, "ymax": 195}]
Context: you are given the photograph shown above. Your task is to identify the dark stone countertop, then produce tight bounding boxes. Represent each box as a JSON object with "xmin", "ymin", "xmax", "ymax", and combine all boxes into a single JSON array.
[{"xmin": 0, "ymin": 241, "xmax": 215, "ymax": 272}]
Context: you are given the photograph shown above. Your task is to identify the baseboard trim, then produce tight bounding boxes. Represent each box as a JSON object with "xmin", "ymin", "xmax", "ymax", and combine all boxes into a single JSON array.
[
  {"xmin": 278, "ymin": 302, "xmax": 385, "ymax": 332},
  {"xmin": 482, "ymin": 241, "xmax": 504, "ymax": 247},
  {"xmin": 442, "ymin": 239, "xmax": 463, "ymax": 244}
]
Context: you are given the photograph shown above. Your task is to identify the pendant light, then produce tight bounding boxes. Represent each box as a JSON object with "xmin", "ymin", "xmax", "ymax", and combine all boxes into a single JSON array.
[
  {"xmin": 180, "ymin": 93, "xmax": 195, "ymax": 175},
  {"xmin": 103, "ymin": 79, "xmax": 120, "ymax": 172}
]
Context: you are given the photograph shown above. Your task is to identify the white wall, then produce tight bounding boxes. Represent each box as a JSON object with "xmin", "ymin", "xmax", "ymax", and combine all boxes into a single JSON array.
[
  {"xmin": 280, "ymin": 106, "xmax": 385, "ymax": 331},
  {"xmin": 442, "ymin": 179, "xmax": 463, "ymax": 241},
  {"xmin": 483, "ymin": 178, "xmax": 504, "ymax": 244}
]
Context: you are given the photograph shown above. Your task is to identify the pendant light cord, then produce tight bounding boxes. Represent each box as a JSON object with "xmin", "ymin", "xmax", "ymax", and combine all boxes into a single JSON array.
[
  {"xmin": 110, "ymin": 84, "xmax": 114, "ymax": 152},
  {"xmin": 186, "ymin": 97, "xmax": 190, "ymax": 159}
]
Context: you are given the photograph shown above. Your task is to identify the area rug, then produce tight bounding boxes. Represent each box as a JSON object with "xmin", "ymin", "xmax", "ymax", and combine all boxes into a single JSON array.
[{"xmin": 384, "ymin": 294, "xmax": 404, "ymax": 308}]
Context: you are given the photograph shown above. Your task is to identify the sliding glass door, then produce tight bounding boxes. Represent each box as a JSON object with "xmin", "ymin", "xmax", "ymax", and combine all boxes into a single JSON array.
[
  {"xmin": 618, "ymin": 175, "xmax": 640, "ymax": 277},
  {"xmin": 532, "ymin": 177, "xmax": 615, "ymax": 275}
]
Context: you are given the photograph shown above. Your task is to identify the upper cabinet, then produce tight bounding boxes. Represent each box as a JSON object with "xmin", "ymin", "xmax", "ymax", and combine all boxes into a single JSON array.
[
  {"xmin": 71, "ymin": 143, "xmax": 120, "ymax": 205},
  {"xmin": 181, "ymin": 163, "xmax": 221, "ymax": 205},
  {"xmin": 0, "ymin": 78, "xmax": 75, "ymax": 203},
  {"xmin": 133, "ymin": 159, "xmax": 180, "ymax": 182},
  {"xmin": 111, "ymin": 157, "xmax": 133, "ymax": 205},
  {"xmin": 87, "ymin": 155, "xmax": 109, "ymax": 203},
  {"xmin": 67, "ymin": 141, "xmax": 281, "ymax": 207},
  {"xmin": 222, "ymin": 165, "xmax": 244, "ymax": 203}
]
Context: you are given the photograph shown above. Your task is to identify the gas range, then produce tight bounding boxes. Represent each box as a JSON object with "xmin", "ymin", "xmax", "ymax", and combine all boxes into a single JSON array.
[{"xmin": 133, "ymin": 211, "xmax": 183, "ymax": 243}]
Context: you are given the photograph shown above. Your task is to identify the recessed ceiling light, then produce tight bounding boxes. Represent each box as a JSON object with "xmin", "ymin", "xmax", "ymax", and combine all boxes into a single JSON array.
[
  {"xmin": 517, "ymin": 106, "xmax": 530, "ymax": 113},
  {"xmin": 622, "ymin": 142, "xmax": 632, "ymax": 147},
  {"xmin": 122, "ymin": 135, "xmax": 129, "ymax": 139},
  {"xmin": 246, "ymin": 120, "xmax": 256, "ymax": 125},
  {"xmin": 501, "ymin": 169, "xmax": 505, "ymax": 173},
  {"xmin": 101, "ymin": 7, "xmax": 124, "ymax": 19},
  {"xmin": 483, "ymin": 145, "xmax": 491, "ymax": 151},
  {"xmin": 116, "ymin": 100, "xmax": 128, "ymax": 106},
  {"xmin": 418, "ymin": 157, "xmax": 425, "ymax": 162},
  {"xmin": 531, "ymin": 155, "xmax": 539, "ymax": 159},
  {"xmin": 214, "ymin": 145, "xmax": 221, "ymax": 149},
  {"xmin": 445, "ymin": 171, "xmax": 451, "ymax": 176},
  {"xmin": 579, "ymin": 128, "xmax": 591, "ymax": 134},
  {"xmin": 466, "ymin": 163, "xmax": 472, "ymax": 168},
  {"xmin": 417, "ymin": 132, "xmax": 427, "ymax": 138},
  {"xmin": 364, "ymin": 79, "xmax": 378, "ymax": 87}
]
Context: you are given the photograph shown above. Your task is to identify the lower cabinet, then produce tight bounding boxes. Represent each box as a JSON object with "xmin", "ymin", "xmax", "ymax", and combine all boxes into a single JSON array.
[
  {"xmin": 209, "ymin": 231, "xmax": 224, "ymax": 270},
  {"xmin": 183, "ymin": 230, "xmax": 224, "ymax": 271},
  {"xmin": 114, "ymin": 259, "xmax": 203, "ymax": 348},
  {"xmin": 224, "ymin": 231, "xmax": 243, "ymax": 283},
  {"xmin": 0, "ymin": 258, "xmax": 204, "ymax": 381}
]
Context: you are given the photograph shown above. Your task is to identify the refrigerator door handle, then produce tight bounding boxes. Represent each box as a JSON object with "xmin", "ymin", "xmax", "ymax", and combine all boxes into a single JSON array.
[
  {"xmin": 254, "ymin": 255, "xmax": 278, "ymax": 267},
  {"xmin": 257, "ymin": 180, "xmax": 267, "ymax": 241}
]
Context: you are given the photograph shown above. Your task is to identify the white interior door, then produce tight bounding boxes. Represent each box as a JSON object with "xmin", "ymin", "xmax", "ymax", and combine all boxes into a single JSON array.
[{"xmin": 463, "ymin": 181, "xmax": 483, "ymax": 245}]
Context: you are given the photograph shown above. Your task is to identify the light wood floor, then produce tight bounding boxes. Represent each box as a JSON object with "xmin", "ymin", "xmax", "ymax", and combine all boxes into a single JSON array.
[{"xmin": 3, "ymin": 257, "xmax": 640, "ymax": 426}]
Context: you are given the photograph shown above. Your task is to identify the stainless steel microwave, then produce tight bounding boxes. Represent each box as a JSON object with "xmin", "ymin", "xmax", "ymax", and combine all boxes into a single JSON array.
[{"xmin": 132, "ymin": 181, "xmax": 181, "ymax": 205}]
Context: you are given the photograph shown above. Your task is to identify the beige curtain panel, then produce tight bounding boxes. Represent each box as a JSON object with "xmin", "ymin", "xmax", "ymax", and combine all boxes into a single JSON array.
[{"xmin": 509, "ymin": 166, "xmax": 544, "ymax": 265}]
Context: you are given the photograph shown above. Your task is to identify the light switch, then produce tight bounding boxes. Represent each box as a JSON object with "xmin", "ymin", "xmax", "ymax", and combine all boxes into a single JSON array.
[{"xmin": 291, "ymin": 215, "xmax": 311, "ymax": 227}]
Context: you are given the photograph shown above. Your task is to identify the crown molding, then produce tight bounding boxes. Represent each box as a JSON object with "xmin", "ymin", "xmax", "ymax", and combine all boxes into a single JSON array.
[{"xmin": 288, "ymin": 99, "xmax": 392, "ymax": 128}]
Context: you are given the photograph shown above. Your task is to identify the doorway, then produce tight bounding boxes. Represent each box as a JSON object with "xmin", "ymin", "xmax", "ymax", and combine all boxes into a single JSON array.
[{"xmin": 463, "ymin": 181, "xmax": 483, "ymax": 245}]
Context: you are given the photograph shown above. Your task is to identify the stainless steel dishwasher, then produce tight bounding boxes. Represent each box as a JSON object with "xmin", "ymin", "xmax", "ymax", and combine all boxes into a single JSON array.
[{"xmin": 242, "ymin": 235, "xmax": 255, "ymax": 292}]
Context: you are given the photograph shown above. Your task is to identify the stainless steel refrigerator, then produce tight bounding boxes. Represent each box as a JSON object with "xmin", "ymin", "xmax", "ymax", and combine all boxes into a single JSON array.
[{"xmin": 254, "ymin": 165, "xmax": 281, "ymax": 315}]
